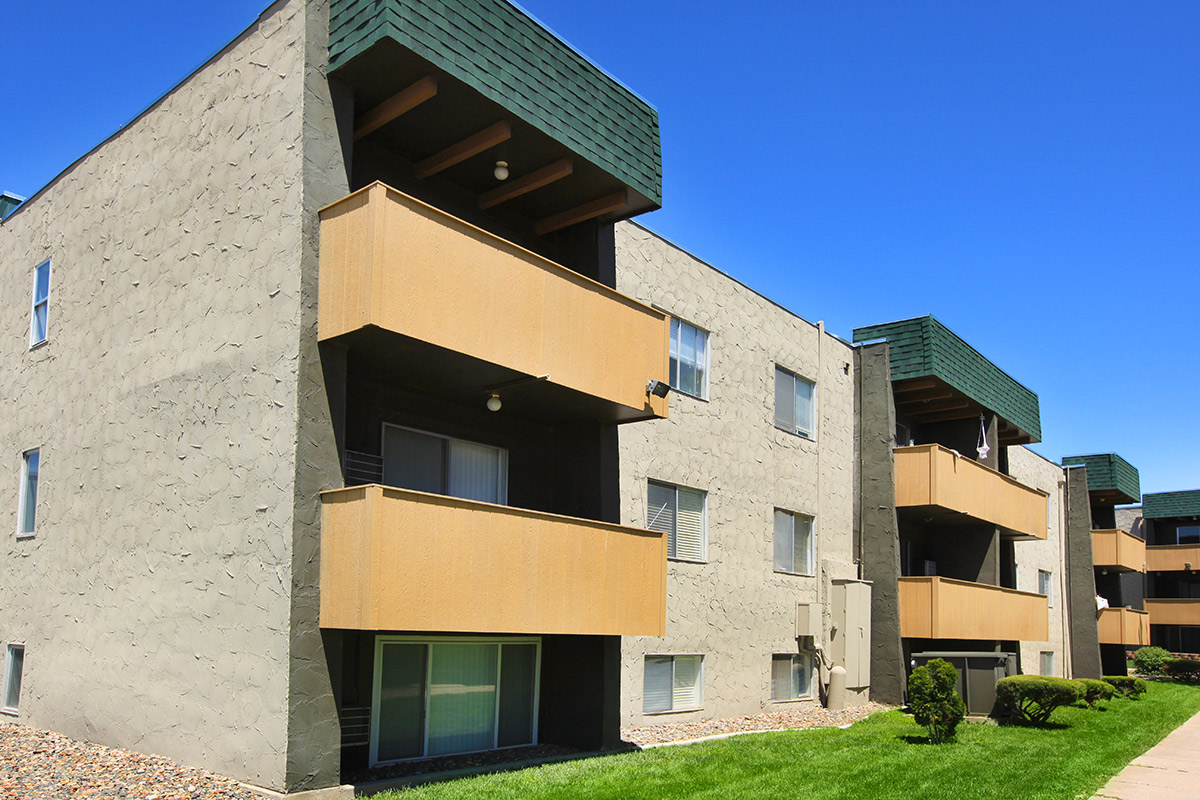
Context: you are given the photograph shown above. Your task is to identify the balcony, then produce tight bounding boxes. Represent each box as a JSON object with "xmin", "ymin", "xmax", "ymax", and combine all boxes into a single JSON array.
[
  {"xmin": 1145, "ymin": 599, "xmax": 1200, "ymax": 627},
  {"xmin": 319, "ymin": 485, "xmax": 667, "ymax": 636},
  {"xmin": 318, "ymin": 183, "xmax": 669, "ymax": 423},
  {"xmin": 894, "ymin": 444, "xmax": 1049, "ymax": 540},
  {"xmin": 1097, "ymin": 608, "xmax": 1151, "ymax": 646},
  {"xmin": 1146, "ymin": 544, "xmax": 1200, "ymax": 573},
  {"xmin": 899, "ymin": 576, "xmax": 1049, "ymax": 641},
  {"xmin": 1092, "ymin": 529, "xmax": 1147, "ymax": 573}
]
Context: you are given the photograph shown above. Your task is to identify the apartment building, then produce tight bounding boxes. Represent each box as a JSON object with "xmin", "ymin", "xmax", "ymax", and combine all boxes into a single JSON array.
[
  {"xmin": 612, "ymin": 224, "xmax": 870, "ymax": 725},
  {"xmin": 2, "ymin": 0, "xmax": 676, "ymax": 793},
  {"xmin": 1120, "ymin": 490, "xmax": 1200, "ymax": 653},
  {"xmin": 852, "ymin": 316, "xmax": 1101, "ymax": 710},
  {"xmin": 1061, "ymin": 454, "xmax": 1150, "ymax": 674}
]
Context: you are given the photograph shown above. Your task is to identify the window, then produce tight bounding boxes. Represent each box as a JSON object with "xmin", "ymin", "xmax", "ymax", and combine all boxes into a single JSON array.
[
  {"xmin": 382, "ymin": 425, "xmax": 507, "ymax": 505},
  {"xmin": 669, "ymin": 318, "xmax": 709, "ymax": 399},
  {"xmin": 29, "ymin": 260, "xmax": 50, "ymax": 347},
  {"xmin": 774, "ymin": 366, "xmax": 815, "ymax": 438},
  {"xmin": 647, "ymin": 481, "xmax": 706, "ymax": 562},
  {"xmin": 2, "ymin": 644, "xmax": 23, "ymax": 714},
  {"xmin": 1040, "ymin": 651, "xmax": 1055, "ymax": 677},
  {"xmin": 771, "ymin": 654, "xmax": 814, "ymax": 701},
  {"xmin": 1177, "ymin": 526, "xmax": 1200, "ymax": 545},
  {"xmin": 370, "ymin": 636, "xmax": 539, "ymax": 764},
  {"xmin": 1038, "ymin": 570, "xmax": 1053, "ymax": 606},
  {"xmin": 17, "ymin": 449, "xmax": 39, "ymax": 538},
  {"xmin": 643, "ymin": 655, "xmax": 703, "ymax": 713},
  {"xmin": 774, "ymin": 509, "xmax": 814, "ymax": 575}
]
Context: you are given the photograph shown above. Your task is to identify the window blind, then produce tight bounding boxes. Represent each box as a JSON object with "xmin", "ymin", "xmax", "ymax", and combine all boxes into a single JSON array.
[
  {"xmin": 672, "ymin": 655, "xmax": 702, "ymax": 709},
  {"xmin": 643, "ymin": 656, "xmax": 673, "ymax": 713},
  {"xmin": 675, "ymin": 489, "xmax": 705, "ymax": 561}
]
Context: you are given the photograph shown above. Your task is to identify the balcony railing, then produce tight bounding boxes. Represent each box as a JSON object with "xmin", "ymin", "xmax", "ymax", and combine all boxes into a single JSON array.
[
  {"xmin": 1097, "ymin": 608, "xmax": 1151, "ymax": 646},
  {"xmin": 318, "ymin": 183, "xmax": 669, "ymax": 421},
  {"xmin": 894, "ymin": 444, "xmax": 1049, "ymax": 539},
  {"xmin": 1092, "ymin": 529, "xmax": 1146, "ymax": 573},
  {"xmin": 898, "ymin": 576, "xmax": 1049, "ymax": 641},
  {"xmin": 319, "ymin": 485, "xmax": 666, "ymax": 636},
  {"xmin": 1145, "ymin": 598, "xmax": 1200, "ymax": 627},
  {"xmin": 1146, "ymin": 544, "xmax": 1200, "ymax": 573}
]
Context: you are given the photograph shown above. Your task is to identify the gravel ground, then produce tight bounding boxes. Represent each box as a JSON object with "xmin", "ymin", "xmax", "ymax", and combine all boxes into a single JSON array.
[
  {"xmin": 622, "ymin": 702, "xmax": 891, "ymax": 747},
  {"xmin": 0, "ymin": 723, "xmax": 260, "ymax": 800}
]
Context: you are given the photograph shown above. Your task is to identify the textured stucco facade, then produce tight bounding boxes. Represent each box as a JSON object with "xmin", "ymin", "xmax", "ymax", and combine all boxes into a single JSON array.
[
  {"xmin": 1007, "ymin": 446, "xmax": 1069, "ymax": 676},
  {"xmin": 613, "ymin": 223, "xmax": 862, "ymax": 727},
  {"xmin": 0, "ymin": 0, "xmax": 345, "ymax": 791}
]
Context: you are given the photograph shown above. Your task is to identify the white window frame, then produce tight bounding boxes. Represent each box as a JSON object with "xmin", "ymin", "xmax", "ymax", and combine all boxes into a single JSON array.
[
  {"xmin": 1038, "ymin": 569, "xmax": 1053, "ymax": 607},
  {"xmin": 773, "ymin": 508, "xmax": 815, "ymax": 576},
  {"xmin": 643, "ymin": 654, "xmax": 704, "ymax": 714},
  {"xmin": 646, "ymin": 480, "xmax": 708, "ymax": 563},
  {"xmin": 774, "ymin": 366, "xmax": 816, "ymax": 439},
  {"xmin": 2, "ymin": 643, "xmax": 24, "ymax": 715},
  {"xmin": 381, "ymin": 423, "xmax": 508, "ymax": 505},
  {"xmin": 1040, "ymin": 650, "xmax": 1055, "ymax": 677},
  {"xmin": 368, "ymin": 635, "xmax": 541, "ymax": 766},
  {"xmin": 770, "ymin": 653, "xmax": 815, "ymax": 702},
  {"xmin": 29, "ymin": 259, "xmax": 50, "ymax": 348},
  {"xmin": 17, "ymin": 448, "xmax": 39, "ymax": 539},
  {"xmin": 668, "ymin": 317, "xmax": 710, "ymax": 400}
]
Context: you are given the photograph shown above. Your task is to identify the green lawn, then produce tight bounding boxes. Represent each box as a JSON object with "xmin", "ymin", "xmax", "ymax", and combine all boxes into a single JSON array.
[{"xmin": 373, "ymin": 681, "xmax": 1200, "ymax": 800}]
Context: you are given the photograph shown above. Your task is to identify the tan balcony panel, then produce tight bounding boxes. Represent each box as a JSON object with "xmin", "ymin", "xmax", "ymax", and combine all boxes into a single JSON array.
[
  {"xmin": 1092, "ymin": 529, "xmax": 1147, "ymax": 573},
  {"xmin": 320, "ymin": 485, "xmax": 667, "ymax": 636},
  {"xmin": 1097, "ymin": 608, "xmax": 1151, "ymax": 646},
  {"xmin": 1146, "ymin": 544, "xmax": 1200, "ymax": 573},
  {"xmin": 318, "ymin": 183, "xmax": 669, "ymax": 422},
  {"xmin": 1145, "ymin": 598, "xmax": 1200, "ymax": 627},
  {"xmin": 894, "ymin": 444, "xmax": 1048, "ymax": 540},
  {"xmin": 899, "ymin": 576, "xmax": 1049, "ymax": 641}
]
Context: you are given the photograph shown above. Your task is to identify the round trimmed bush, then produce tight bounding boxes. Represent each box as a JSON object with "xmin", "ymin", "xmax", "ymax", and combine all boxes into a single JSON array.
[
  {"xmin": 1132, "ymin": 646, "xmax": 1172, "ymax": 675},
  {"xmin": 1165, "ymin": 658, "xmax": 1200, "ymax": 683},
  {"xmin": 907, "ymin": 658, "xmax": 966, "ymax": 743},
  {"xmin": 1079, "ymin": 678, "xmax": 1115, "ymax": 707},
  {"xmin": 995, "ymin": 675, "xmax": 1082, "ymax": 724},
  {"xmin": 1102, "ymin": 675, "xmax": 1148, "ymax": 698}
]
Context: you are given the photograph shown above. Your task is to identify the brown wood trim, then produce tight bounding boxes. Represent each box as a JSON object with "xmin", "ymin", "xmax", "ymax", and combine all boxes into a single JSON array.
[
  {"xmin": 534, "ymin": 189, "xmax": 628, "ymax": 236},
  {"xmin": 353, "ymin": 76, "xmax": 438, "ymax": 141},
  {"xmin": 414, "ymin": 121, "xmax": 512, "ymax": 179},
  {"xmin": 479, "ymin": 158, "xmax": 574, "ymax": 209}
]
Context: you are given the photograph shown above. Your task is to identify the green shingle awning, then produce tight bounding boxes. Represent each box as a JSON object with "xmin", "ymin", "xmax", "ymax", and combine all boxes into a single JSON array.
[
  {"xmin": 1061, "ymin": 453, "xmax": 1140, "ymax": 505},
  {"xmin": 853, "ymin": 316, "xmax": 1041, "ymax": 443},
  {"xmin": 1143, "ymin": 490, "xmax": 1200, "ymax": 519}
]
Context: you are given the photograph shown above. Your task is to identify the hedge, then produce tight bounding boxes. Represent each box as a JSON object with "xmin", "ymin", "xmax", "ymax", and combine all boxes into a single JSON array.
[
  {"xmin": 995, "ymin": 675, "xmax": 1082, "ymax": 724},
  {"xmin": 1132, "ymin": 646, "xmax": 1172, "ymax": 675},
  {"xmin": 1165, "ymin": 658, "xmax": 1200, "ymax": 682},
  {"xmin": 1079, "ymin": 678, "xmax": 1115, "ymax": 707},
  {"xmin": 1102, "ymin": 675, "xmax": 1148, "ymax": 698}
]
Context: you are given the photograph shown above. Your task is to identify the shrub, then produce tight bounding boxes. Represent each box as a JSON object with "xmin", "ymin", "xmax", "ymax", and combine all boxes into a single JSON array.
[
  {"xmin": 995, "ymin": 675, "xmax": 1082, "ymax": 724},
  {"xmin": 1132, "ymin": 646, "xmax": 1172, "ymax": 675},
  {"xmin": 907, "ymin": 658, "xmax": 966, "ymax": 743},
  {"xmin": 1079, "ymin": 678, "xmax": 1115, "ymax": 707},
  {"xmin": 1165, "ymin": 658, "xmax": 1200, "ymax": 682},
  {"xmin": 1102, "ymin": 675, "xmax": 1148, "ymax": 698}
]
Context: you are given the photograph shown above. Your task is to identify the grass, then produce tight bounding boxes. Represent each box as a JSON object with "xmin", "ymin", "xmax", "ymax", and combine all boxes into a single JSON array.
[{"xmin": 371, "ymin": 681, "xmax": 1200, "ymax": 800}]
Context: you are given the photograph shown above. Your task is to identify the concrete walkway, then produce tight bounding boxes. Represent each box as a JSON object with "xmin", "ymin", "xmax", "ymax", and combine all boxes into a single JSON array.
[{"xmin": 1092, "ymin": 709, "xmax": 1200, "ymax": 799}]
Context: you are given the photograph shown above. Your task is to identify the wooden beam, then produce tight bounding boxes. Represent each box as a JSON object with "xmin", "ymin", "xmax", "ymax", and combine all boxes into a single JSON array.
[
  {"xmin": 353, "ymin": 76, "xmax": 438, "ymax": 141},
  {"xmin": 414, "ymin": 121, "xmax": 511, "ymax": 180},
  {"xmin": 479, "ymin": 159, "xmax": 574, "ymax": 209},
  {"xmin": 895, "ymin": 378, "xmax": 939, "ymax": 394},
  {"xmin": 905, "ymin": 401, "xmax": 970, "ymax": 416},
  {"xmin": 896, "ymin": 391, "xmax": 955, "ymax": 407},
  {"xmin": 907, "ymin": 407, "xmax": 981, "ymax": 422},
  {"xmin": 534, "ymin": 190, "xmax": 628, "ymax": 236}
]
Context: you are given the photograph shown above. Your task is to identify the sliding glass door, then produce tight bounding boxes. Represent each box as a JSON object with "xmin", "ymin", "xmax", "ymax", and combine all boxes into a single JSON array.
[{"xmin": 371, "ymin": 637, "xmax": 540, "ymax": 765}]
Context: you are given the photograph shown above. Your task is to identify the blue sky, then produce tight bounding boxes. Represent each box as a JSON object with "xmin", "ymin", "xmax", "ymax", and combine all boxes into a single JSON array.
[{"xmin": 4, "ymin": 1, "xmax": 1198, "ymax": 495}]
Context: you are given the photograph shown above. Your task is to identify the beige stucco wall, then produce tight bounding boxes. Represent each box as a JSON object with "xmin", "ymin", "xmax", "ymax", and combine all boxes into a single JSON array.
[
  {"xmin": 613, "ymin": 223, "xmax": 860, "ymax": 727},
  {"xmin": 1007, "ymin": 446, "xmax": 1069, "ymax": 677},
  {"xmin": 0, "ymin": 0, "xmax": 312, "ymax": 789}
]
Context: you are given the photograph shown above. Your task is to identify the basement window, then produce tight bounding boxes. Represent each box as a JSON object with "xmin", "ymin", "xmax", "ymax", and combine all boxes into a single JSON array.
[
  {"xmin": 771, "ymin": 654, "xmax": 814, "ymax": 701},
  {"xmin": 643, "ymin": 655, "xmax": 703, "ymax": 713},
  {"xmin": 2, "ymin": 644, "xmax": 23, "ymax": 714}
]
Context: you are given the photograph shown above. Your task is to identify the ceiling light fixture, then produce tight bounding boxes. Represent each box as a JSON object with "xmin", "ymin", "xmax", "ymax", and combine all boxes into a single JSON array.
[
  {"xmin": 487, "ymin": 393, "xmax": 502, "ymax": 412},
  {"xmin": 494, "ymin": 161, "xmax": 509, "ymax": 181}
]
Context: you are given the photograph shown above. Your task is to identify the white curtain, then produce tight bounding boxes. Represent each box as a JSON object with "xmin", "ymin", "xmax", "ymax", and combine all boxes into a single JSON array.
[{"xmin": 448, "ymin": 440, "xmax": 505, "ymax": 504}]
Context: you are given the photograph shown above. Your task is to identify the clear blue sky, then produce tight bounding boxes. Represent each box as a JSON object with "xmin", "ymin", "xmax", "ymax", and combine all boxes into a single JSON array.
[{"xmin": 4, "ymin": 1, "xmax": 1198, "ymax": 496}]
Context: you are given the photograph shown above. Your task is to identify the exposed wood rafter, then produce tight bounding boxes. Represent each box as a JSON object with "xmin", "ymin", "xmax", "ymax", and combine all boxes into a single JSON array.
[
  {"xmin": 479, "ymin": 159, "xmax": 574, "ymax": 209},
  {"xmin": 414, "ymin": 121, "xmax": 512, "ymax": 180},
  {"xmin": 907, "ymin": 407, "xmax": 982, "ymax": 422},
  {"xmin": 896, "ymin": 391, "xmax": 955, "ymax": 407},
  {"xmin": 534, "ymin": 189, "xmax": 628, "ymax": 236},
  {"xmin": 895, "ymin": 378, "xmax": 939, "ymax": 394},
  {"xmin": 353, "ymin": 76, "xmax": 438, "ymax": 141}
]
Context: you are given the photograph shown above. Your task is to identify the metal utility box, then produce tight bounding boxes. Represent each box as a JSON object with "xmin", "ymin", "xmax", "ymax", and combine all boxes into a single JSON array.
[
  {"xmin": 830, "ymin": 579, "xmax": 872, "ymax": 688},
  {"xmin": 796, "ymin": 602, "xmax": 822, "ymax": 639}
]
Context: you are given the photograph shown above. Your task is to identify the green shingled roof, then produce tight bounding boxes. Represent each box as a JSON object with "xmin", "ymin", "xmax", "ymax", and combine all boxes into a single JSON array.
[
  {"xmin": 851, "ymin": 316, "xmax": 1042, "ymax": 442},
  {"xmin": 1061, "ymin": 453, "xmax": 1141, "ymax": 504},
  {"xmin": 1143, "ymin": 490, "xmax": 1200, "ymax": 519},
  {"xmin": 328, "ymin": 0, "xmax": 662, "ymax": 205}
]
